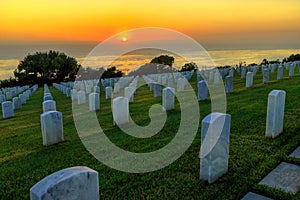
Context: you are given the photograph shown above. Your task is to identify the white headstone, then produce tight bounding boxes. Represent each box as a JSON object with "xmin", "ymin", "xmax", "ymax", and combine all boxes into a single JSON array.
[
  {"xmin": 112, "ymin": 97, "xmax": 129, "ymax": 125},
  {"xmin": 77, "ymin": 90, "xmax": 86, "ymax": 105},
  {"xmin": 162, "ymin": 87, "xmax": 175, "ymax": 111},
  {"xmin": 71, "ymin": 89, "xmax": 78, "ymax": 101},
  {"xmin": 30, "ymin": 166, "xmax": 99, "ymax": 200},
  {"xmin": 42, "ymin": 100, "xmax": 56, "ymax": 113},
  {"xmin": 177, "ymin": 78, "xmax": 185, "ymax": 92},
  {"xmin": 43, "ymin": 95, "xmax": 53, "ymax": 102},
  {"xmin": 246, "ymin": 72, "xmax": 253, "ymax": 88},
  {"xmin": 200, "ymin": 112, "xmax": 231, "ymax": 184},
  {"xmin": 13, "ymin": 97, "xmax": 22, "ymax": 110},
  {"xmin": 2, "ymin": 101, "xmax": 14, "ymax": 119},
  {"xmin": 105, "ymin": 86, "xmax": 113, "ymax": 100},
  {"xmin": 89, "ymin": 93, "xmax": 100, "ymax": 112},
  {"xmin": 40, "ymin": 111, "xmax": 64, "ymax": 146},
  {"xmin": 124, "ymin": 87, "xmax": 135, "ymax": 103},
  {"xmin": 266, "ymin": 90, "xmax": 286, "ymax": 138}
]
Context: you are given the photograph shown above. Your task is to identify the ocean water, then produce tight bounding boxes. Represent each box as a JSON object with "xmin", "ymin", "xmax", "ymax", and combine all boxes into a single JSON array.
[{"xmin": 0, "ymin": 42, "xmax": 299, "ymax": 80}]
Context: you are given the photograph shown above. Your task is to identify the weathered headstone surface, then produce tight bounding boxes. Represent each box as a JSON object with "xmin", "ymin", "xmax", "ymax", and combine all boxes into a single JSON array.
[
  {"xmin": 162, "ymin": 87, "xmax": 175, "ymax": 111},
  {"xmin": 1, "ymin": 101, "xmax": 14, "ymax": 119},
  {"xmin": 112, "ymin": 97, "xmax": 129, "ymax": 125},
  {"xmin": 124, "ymin": 87, "xmax": 135, "ymax": 103},
  {"xmin": 259, "ymin": 162, "xmax": 300, "ymax": 194},
  {"xmin": 290, "ymin": 146, "xmax": 300, "ymax": 159},
  {"xmin": 198, "ymin": 80, "xmax": 208, "ymax": 101},
  {"xmin": 43, "ymin": 100, "xmax": 56, "ymax": 113},
  {"xmin": 277, "ymin": 65, "xmax": 283, "ymax": 80},
  {"xmin": 89, "ymin": 93, "xmax": 100, "ymax": 112},
  {"xmin": 263, "ymin": 68, "xmax": 269, "ymax": 84},
  {"xmin": 225, "ymin": 76, "xmax": 233, "ymax": 93},
  {"xmin": 105, "ymin": 86, "xmax": 113, "ymax": 99},
  {"xmin": 200, "ymin": 112, "xmax": 231, "ymax": 184},
  {"xmin": 153, "ymin": 83, "xmax": 162, "ymax": 98},
  {"xmin": 77, "ymin": 90, "xmax": 86, "ymax": 105},
  {"xmin": 40, "ymin": 111, "xmax": 64, "ymax": 146},
  {"xmin": 30, "ymin": 166, "xmax": 99, "ymax": 200},
  {"xmin": 13, "ymin": 97, "xmax": 22, "ymax": 110},
  {"xmin": 246, "ymin": 72, "xmax": 253, "ymax": 88},
  {"xmin": 266, "ymin": 90, "xmax": 286, "ymax": 138},
  {"xmin": 241, "ymin": 192, "xmax": 273, "ymax": 200}
]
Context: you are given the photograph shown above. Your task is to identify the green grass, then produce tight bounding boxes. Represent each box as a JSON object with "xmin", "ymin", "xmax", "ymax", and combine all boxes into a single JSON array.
[{"xmin": 0, "ymin": 69, "xmax": 299, "ymax": 199}]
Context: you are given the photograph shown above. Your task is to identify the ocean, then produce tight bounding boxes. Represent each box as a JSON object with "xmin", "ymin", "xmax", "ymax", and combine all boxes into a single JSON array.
[{"xmin": 0, "ymin": 42, "xmax": 299, "ymax": 80}]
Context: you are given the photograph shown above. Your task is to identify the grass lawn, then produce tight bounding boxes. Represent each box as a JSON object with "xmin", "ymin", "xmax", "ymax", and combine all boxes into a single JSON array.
[{"xmin": 0, "ymin": 69, "xmax": 299, "ymax": 199}]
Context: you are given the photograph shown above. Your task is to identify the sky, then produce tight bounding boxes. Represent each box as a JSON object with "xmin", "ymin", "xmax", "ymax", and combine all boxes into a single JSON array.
[{"xmin": 1, "ymin": 0, "xmax": 300, "ymax": 47}]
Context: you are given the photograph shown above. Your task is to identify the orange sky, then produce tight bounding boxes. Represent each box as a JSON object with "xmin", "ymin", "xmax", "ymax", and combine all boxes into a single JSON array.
[{"xmin": 0, "ymin": 0, "xmax": 300, "ymax": 45}]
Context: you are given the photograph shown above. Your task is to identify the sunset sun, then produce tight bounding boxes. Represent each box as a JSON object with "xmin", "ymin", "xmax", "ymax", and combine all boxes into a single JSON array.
[{"xmin": 122, "ymin": 37, "xmax": 127, "ymax": 42}]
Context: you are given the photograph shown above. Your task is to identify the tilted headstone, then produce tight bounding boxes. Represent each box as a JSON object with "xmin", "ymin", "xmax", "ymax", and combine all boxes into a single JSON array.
[
  {"xmin": 200, "ymin": 112, "xmax": 231, "ymax": 184},
  {"xmin": 266, "ymin": 90, "xmax": 286, "ymax": 138},
  {"xmin": 1, "ymin": 101, "xmax": 14, "ymax": 119},
  {"xmin": 152, "ymin": 82, "xmax": 162, "ymax": 98},
  {"xmin": 13, "ymin": 97, "xmax": 22, "ymax": 110},
  {"xmin": 42, "ymin": 100, "xmax": 56, "ymax": 113},
  {"xmin": 198, "ymin": 80, "xmax": 208, "ymax": 101},
  {"xmin": 162, "ymin": 87, "xmax": 175, "ymax": 111},
  {"xmin": 40, "ymin": 111, "xmax": 64, "ymax": 146},
  {"xmin": 30, "ymin": 166, "xmax": 99, "ymax": 200},
  {"xmin": 112, "ymin": 97, "xmax": 129, "ymax": 125},
  {"xmin": 124, "ymin": 87, "xmax": 135, "ymax": 103},
  {"xmin": 246, "ymin": 72, "xmax": 253, "ymax": 88},
  {"xmin": 89, "ymin": 93, "xmax": 100, "ymax": 112},
  {"xmin": 277, "ymin": 65, "xmax": 283, "ymax": 80},
  {"xmin": 77, "ymin": 90, "xmax": 86, "ymax": 105},
  {"xmin": 105, "ymin": 86, "xmax": 113, "ymax": 100},
  {"xmin": 225, "ymin": 76, "xmax": 233, "ymax": 94}
]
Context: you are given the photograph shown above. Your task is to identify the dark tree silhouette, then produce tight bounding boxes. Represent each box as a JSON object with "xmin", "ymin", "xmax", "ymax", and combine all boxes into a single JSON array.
[
  {"xmin": 14, "ymin": 50, "xmax": 80, "ymax": 86},
  {"xmin": 150, "ymin": 55, "xmax": 174, "ymax": 67},
  {"xmin": 179, "ymin": 62, "xmax": 198, "ymax": 72}
]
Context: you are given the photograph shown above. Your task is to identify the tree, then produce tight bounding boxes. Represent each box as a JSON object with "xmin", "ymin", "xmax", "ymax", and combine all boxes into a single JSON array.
[
  {"xmin": 179, "ymin": 62, "xmax": 198, "ymax": 72},
  {"xmin": 102, "ymin": 66, "xmax": 123, "ymax": 78},
  {"xmin": 14, "ymin": 50, "xmax": 80, "ymax": 86},
  {"xmin": 150, "ymin": 55, "xmax": 174, "ymax": 67},
  {"xmin": 282, "ymin": 54, "xmax": 300, "ymax": 63}
]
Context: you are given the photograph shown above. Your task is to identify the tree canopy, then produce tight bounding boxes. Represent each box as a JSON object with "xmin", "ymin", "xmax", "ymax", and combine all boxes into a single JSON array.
[
  {"xmin": 14, "ymin": 50, "xmax": 80, "ymax": 86},
  {"xmin": 179, "ymin": 62, "xmax": 198, "ymax": 72},
  {"xmin": 150, "ymin": 55, "xmax": 174, "ymax": 67}
]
